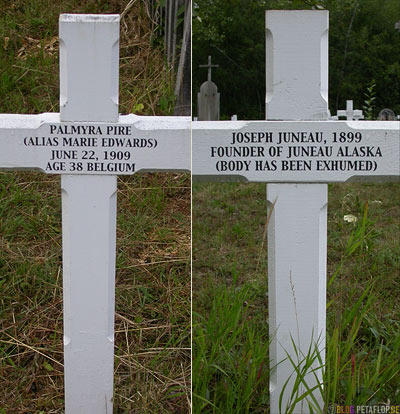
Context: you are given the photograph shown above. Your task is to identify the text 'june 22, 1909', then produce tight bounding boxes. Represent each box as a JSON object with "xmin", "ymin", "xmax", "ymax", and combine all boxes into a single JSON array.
[{"xmin": 23, "ymin": 123, "xmax": 157, "ymax": 174}]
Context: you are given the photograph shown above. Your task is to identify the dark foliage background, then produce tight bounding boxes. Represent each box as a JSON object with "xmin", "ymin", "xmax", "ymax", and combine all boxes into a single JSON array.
[{"xmin": 192, "ymin": 0, "xmax": 400, "ymax": 120}]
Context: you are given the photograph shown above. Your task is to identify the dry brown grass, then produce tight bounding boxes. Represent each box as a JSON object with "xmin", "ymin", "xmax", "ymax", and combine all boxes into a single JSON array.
[{"xmin": 0, "ymin": 1, "xmax": 190, "ymax": 413}]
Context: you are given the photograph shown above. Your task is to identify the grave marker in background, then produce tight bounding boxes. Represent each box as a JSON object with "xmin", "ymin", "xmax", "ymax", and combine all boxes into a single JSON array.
[
  {"xmin": 197, "ymin": 55, "xmax": 220, "ymax": 120},
  {"xmin": 378, "ymin": 108, "xmax": 396, "ymax": 120},
  {"xmin": 333, "ymin": 100, "xmax": 364, "ymax": 120},
  {"xmin": 0, "ymin": 14, "xmax": 190, "ymax": 414},
  {"xmin": 193, "ymin": 10, "xmax": 399, "ymax": 413}
]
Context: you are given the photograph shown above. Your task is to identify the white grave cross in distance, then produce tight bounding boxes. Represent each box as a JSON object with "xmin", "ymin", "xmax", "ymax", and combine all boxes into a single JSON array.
[
  {"xmin": 333, "ymin": 100, "xmax": 364, "ymax": 120},
  {"xmin": 193, "ymin": 10, "xmax": 399, "ymax": 414},
  {"xmin": 0, "ymin": 15, "xmax": 190, "ymax": 414}
]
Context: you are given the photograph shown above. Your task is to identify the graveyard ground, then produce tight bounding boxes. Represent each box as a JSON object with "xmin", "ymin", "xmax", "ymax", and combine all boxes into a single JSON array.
[
  {"xmin": 192, "ymin": 182, "xmax": 400, "ymax": 413},
  {"xmin": 0, "ymin": 1, "xmax": 190, "ymax": 413}
]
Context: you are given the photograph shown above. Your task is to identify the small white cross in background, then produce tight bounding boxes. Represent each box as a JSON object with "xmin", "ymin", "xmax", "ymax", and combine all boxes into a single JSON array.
[
  {"xmin": 193, "ymin": 10, "xmax": 399, "ymax": 413},
  {"xmin": 333, "ymin": 100, "xmax": 364, "ymax": 120}
]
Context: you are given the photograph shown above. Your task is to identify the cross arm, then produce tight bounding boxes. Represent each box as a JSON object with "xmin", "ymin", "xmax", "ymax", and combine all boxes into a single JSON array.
[
  {"xmin": 0, "ymin": 113, "xmax": 190, "ymax": 175},
  {"xmin": 192, "ymin": 120, "xmax": 400, "ymax": 183}
]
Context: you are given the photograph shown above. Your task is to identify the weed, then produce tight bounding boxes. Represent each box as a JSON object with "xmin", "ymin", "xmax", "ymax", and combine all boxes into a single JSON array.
[
  {"xmin": 193, "ymin": 273, "xmax": 270, "ymax": 413},
  {"xmin": 362, "ymin": 80, "xmax": 377, "ymax": 120},
  {"xmin": 193, "ymin": 182, "xmax": 400, "ymax": 413},
  {"xmin": 0, "ymin": 1, "xmax": 190, "ymax": 413}
]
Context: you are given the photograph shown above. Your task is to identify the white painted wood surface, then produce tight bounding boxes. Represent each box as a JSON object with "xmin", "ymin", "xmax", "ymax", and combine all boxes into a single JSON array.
[
  {"xmin": 266, "ymin": 11, "xmax": 328, "ymax": 413},
  {"xmin": 336, "ymin": 100, "xmax": 364, "ymax": 120},
  {"xmin": 0, "ymin": 114, "xmax": 190, "ymax": 174},
  {"xmin": 192, "ymin": 11, "xmax": 399, "ymax": 413},
  {"xmin": 0, "ymin": 14, "xmax": 190, "ymax": 414},
  {"xmin": 267, "ymin": 184, "xmax": 327, "ymax": 413},
  {"xmin": 62, "ymin": 175, "xmax": 117, "ymax": 414},
  {"xmin": 265, "ymin": 11, "xmax": 329, "ymax": 121},
  {"xmin": 60, "ymin": 15, "xmax": 119, "ymax": 413},
  {"xmin": 192, "ymin": 120, "xmax": 399, "ymax": 182}
]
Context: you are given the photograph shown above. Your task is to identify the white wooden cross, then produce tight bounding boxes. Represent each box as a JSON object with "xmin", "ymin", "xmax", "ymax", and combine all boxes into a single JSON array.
[
  {"xmin": 333, "ymin": 100, "xmax": 364, "ymax": 120},
  {"xmin": 193, "ymin": 10, "xmax": 399, "ymax": 413},
  {"xmin": 0, "ymin": 15, "xmax": 190, "ymax": 414}
]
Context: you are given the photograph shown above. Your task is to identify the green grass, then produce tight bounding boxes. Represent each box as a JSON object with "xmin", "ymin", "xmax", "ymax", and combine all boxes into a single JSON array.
[
  {"xmin": 192, "ymin": 182, "xmax": 400, "ymax": 413},
  {"xmin": 193, "ymin": 271, "xmax": 270, "ymax": 413},
  {"xmin": 0, "ymin": 1, "xmax": 190, "ymax": 413}
]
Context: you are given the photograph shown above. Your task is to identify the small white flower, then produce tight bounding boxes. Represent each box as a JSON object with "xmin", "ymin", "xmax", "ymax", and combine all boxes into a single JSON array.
[
  {"xmin": 343, "ymin": 214, "xmax": 358, "ymax": 223},
  {"xmin": 371, "ymin": 200, "xmax": 382, "ymax": 204}
]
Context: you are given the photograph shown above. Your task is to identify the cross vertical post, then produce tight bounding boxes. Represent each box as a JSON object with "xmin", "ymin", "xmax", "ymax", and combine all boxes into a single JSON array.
[
  {"xmin": 199, "ymin": 55, "xmax": 219, "ymax": 82},
  {"xmin": 192, "ymin": 9, "xmax": 398, "ymax": 413},
  {"xmin": 266, "ymin": 11, "xmax": 329, "ymax": 413},
  {"xmin": 59, "ymin": 15, "xmax": 119, "ymax": 413}
]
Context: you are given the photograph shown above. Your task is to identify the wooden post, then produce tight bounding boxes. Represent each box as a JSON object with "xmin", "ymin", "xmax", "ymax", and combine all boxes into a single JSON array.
[
  {"xmin": 266, "ymin": 11, "xmax": 329, "ymax": 413},
  {"xmin": 59, "ymin": 15, "xmax": 119, "ymax": 413},
  {"xmin": 192, "ymin": 11, "xmax": 398, "ymax": 414},
  {"xmin": 0, "ymin": 13, "xmax": 190, "ymax": 414}
]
